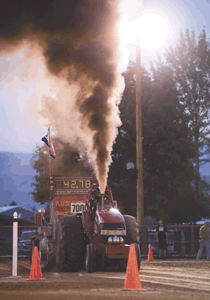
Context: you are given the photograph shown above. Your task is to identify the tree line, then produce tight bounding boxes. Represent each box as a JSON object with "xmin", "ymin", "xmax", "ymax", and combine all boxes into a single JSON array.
[{"xmin": 31, "ymin": 29, "xmax": 210, "ymax": 223}]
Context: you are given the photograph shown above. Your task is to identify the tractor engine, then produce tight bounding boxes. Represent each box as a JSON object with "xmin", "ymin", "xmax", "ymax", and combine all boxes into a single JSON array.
[
  {"xmin": 95, "ymin": 208, "xmax": 126, "ymax": 245},
  {"xmin": 81, "ymin": 184, "xmax": 141, "ymax": 273}
]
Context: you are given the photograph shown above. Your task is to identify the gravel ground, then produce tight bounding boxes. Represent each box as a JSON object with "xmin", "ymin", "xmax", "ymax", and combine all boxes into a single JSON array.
[{"xmin": 0, "ymin": 259, "xmax": 210, "ymax": 300}]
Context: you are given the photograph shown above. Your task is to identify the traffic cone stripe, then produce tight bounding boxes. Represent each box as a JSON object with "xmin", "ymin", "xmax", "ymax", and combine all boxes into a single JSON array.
[
  {"xmin": 124, "ymin": 244, "xmax": 141, "ymax": 290},
  {"xmin": 29, "ymin": 246, "xmax": 42, "ymax": 280},
  {"xmin": 147, "ymin": 244, "xmax": 154, "ymax": 261}
]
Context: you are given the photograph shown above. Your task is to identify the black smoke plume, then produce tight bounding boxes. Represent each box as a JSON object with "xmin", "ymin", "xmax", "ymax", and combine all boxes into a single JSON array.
[{"xmin": 0, "ymin": 0, "xmax": 123, "ymax": 189}]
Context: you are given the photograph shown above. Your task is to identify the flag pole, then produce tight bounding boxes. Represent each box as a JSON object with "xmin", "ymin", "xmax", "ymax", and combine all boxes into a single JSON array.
[
  {"xmin": 41, "ymin": 127, "xmax": 53, "ymax": 200},
  {"xmin": 49, "ymin": 127, "xmax": 51, "ymax": 179},
  {"xmin": 49, "ymin": 151, "xmax": 51, "ymax": 178},
  {"xmin": 49, "ymin": 127, "xmax": 52, "ymax": 201},
  {"xmin": 49, "ymin": 152, "xmax": 51, "ymax": 200}
]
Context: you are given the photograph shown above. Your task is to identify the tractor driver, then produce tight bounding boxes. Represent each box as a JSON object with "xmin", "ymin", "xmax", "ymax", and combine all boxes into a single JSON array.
[
  {"xmin": 90, "ymin": 187, "xmax": 101, "ymax": 223},
  {"xmin": 93, "ymin": 187, "xmax": 101, "ymax": 202}
]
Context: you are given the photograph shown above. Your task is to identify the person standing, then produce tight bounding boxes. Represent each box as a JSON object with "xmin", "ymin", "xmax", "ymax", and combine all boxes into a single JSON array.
[
  {"xmin": 156, "ymin": 219, "xmax": 168, "ymax": 259},
  {"xmin": 196, "ymin": 221, "xmax": 210, "ymax": 260}
]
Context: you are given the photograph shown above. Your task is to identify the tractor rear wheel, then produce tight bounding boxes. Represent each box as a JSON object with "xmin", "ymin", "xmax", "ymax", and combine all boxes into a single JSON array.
[
  {"xmin": 85, "ymin": 243, "xmax": 96, "ymax": 273},
  {"xmin": 123, "ymin": 215, "xmax": 141, "ymax": 269},
  {"xmin": 56, "ymin": 216, "xmax": 84, "ymax": 272},
  {"xmin": 123, "ymin": 215, "xmax": 140, "ymax": 244}
]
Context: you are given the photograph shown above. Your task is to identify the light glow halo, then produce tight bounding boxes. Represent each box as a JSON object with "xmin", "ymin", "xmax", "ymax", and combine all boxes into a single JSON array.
[{"xmin": 119, "ymin": 12, "xmax": 169, "ymax": 51}]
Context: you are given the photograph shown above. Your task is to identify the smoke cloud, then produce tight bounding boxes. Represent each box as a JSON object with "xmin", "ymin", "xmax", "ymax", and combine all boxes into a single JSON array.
[{"xmin": 0, "ymin": 0, "xmax": 124, "ymax": 190}]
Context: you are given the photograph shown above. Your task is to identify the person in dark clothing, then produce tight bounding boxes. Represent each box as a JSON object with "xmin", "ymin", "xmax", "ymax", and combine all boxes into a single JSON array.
[
  {"xmin": 90, "ymin": 187, "xmax": 101, "ymax": 232},
  {"xmin": 156, "ymin": 219, "xmax": 168, "ymax": 259},
  {"xmin": 90, "ymin": 187, "xmax": 101, "ymax": 211}
]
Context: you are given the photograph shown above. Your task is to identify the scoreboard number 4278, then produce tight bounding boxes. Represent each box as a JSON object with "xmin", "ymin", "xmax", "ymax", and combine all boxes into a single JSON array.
[{"xmin": 71, "ymin": 203, "xmax": 87, "ymax": 213}]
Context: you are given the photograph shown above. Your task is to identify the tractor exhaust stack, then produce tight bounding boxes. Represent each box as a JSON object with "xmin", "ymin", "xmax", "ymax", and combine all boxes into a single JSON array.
[{"xmin": 101, "ymin": 194, "xmax": 105, "ymax": 211}]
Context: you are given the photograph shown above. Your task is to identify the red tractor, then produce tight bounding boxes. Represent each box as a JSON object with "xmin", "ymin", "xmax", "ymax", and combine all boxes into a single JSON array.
[{"xmin": 32, "ymin": 177, "xmax": 141, "ymax": 272}]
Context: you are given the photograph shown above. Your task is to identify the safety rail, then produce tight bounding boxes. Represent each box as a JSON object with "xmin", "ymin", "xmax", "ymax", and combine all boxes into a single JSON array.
[
  {"xmin": 0, "ymin": 224, "xmax": 204, "ymax": 258},
  {"xmin": 139, "ymin": 225, "xmax": 202, "ymax": 258}
]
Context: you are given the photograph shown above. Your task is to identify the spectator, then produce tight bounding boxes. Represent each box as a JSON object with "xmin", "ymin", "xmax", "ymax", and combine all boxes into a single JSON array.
[
  {"xmin": 196, "ymin": 221, "xmax": 210, "ymax": 260},
  {"xmin": 156, "ymin": 219, "xmax": 168, "ymax": 260}
]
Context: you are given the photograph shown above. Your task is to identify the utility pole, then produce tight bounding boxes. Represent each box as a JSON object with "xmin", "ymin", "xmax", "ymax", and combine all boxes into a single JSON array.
[{"xmin": 136, "ymin": 39, "xmax": 144, "ymax": 228}]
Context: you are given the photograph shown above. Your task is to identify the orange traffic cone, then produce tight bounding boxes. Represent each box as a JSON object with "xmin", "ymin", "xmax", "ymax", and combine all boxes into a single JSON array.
[
  {"xmin": 147, "ymin": 244, "xmax": 154, "ymax": 261},
  {"xmin": 29, "ymin": 246, "xmax": 42, "ymax": 280},
  {"xmin": 124, "ymin": 244, "xmax": 142, "ymax": 290}
]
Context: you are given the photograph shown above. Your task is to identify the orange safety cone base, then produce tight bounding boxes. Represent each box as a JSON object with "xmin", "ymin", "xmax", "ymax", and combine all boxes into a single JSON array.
[
  {"xmin": 27, "ymin": 278, "xmax": 43, "ymax": 281},
  {"xmin": 122, "ymin": 288, "xmax": 147, "ymax": 291},
  {"xmin": 147, "ymin": 244, "xmax": 154, "ymax": 261},
  {"xmin": 29, "ymin": 246, "xmax": 42, "ymax": 280},
  {"xmin": 123, "ymin": 244, "xmax": 142, "ymax": 291},
  {"xmin": 123, "ymin": 287, "xmax": 142, "ymax": 291}
]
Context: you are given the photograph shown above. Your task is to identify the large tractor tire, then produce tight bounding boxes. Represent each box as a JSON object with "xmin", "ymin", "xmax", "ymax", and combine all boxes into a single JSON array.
[
  {"xmin": 123, "ymin": 215, "xmax": 141, "ymax": 269},
  {"xmin": 56, "ymin": 216, "xmax": 85, "ymax": 272},
  {"xmin": 85, "ymin": 243, "xmax": 96, "ymax": 273},
  {"xmin": 124, "ymin": 215, "xmax": 140, "ymax": 244}
]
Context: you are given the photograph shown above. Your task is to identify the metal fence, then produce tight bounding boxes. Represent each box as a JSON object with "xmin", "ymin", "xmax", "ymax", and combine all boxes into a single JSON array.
[
  {"xmin": 0, "ymin": 224, "xmax": 203, "ymax": 258},
  {"xmin": 140, "ymin": 225, "xmax": 202, "ymax": 258}
]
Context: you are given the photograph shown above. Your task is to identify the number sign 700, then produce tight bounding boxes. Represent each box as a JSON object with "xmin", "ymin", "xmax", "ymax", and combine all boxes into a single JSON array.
[{"xmin": 71, "ymin": 203, "xmax": 87, "ymax": 213}]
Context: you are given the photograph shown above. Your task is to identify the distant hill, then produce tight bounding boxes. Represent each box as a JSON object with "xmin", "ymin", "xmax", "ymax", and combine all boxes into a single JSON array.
[{"xmin": 0, "ymin": 151, "xmax": 40, "ymax": 210}]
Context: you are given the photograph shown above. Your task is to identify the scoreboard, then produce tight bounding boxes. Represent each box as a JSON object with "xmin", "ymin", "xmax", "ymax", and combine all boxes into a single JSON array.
[
  {"xmin": 50, "ymin": 177, "xmax": 92, "ymax": 196},
  {"xmin": 50, "ymin": 176, "xmax": 92, "ymax": 219}
]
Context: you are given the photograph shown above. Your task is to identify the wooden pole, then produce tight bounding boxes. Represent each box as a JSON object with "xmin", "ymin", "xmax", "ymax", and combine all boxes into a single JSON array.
[{"xmin": 136, "ymin": 39, "xmax": 144, "ymax": 228}]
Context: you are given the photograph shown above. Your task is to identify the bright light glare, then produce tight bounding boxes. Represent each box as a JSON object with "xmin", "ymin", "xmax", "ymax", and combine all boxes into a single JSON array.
[{"xmin": 119, "ymin": 13, "xmax": 169, "ymax": 51}]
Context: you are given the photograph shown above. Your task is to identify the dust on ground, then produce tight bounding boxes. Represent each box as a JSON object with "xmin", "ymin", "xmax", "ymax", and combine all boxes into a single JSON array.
[{"xmin": 0, "ymin": 259, "xmax": 210, "ymax": 300}]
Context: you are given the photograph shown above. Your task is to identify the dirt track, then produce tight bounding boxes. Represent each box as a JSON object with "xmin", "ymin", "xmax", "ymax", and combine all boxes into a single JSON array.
[{"xmin": 0, "ymin": 259, "xmax": 210, "ymax": 299}]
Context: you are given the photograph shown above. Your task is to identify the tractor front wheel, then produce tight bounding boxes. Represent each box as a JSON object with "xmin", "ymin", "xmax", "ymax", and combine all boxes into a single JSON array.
[
  {"xmin": 123, "ymin": 215, "xmax": 141, "ymax": 270},
  {"xmin": 85, "ymin": 243, "xmax": 96, "ymax": 273}
]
